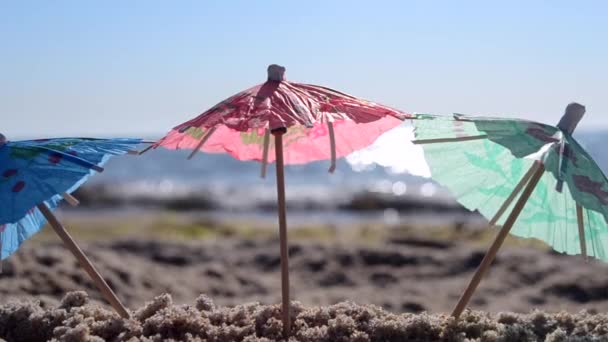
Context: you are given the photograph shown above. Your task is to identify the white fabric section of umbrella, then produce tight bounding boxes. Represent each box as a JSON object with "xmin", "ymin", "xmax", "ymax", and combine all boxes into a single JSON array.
[{"xmin": 345, "ymin": 123, "xmax": 431, "ymax": 178}]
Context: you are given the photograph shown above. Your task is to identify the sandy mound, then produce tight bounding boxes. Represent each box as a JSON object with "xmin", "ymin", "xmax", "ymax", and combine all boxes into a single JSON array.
[
  {"xmin": 1, "ymin": 238, "xmax": 607, "ymax": 316},
  {"xmin": 1, "ymin": 291, "xmax": 607, "ymax": 341}
]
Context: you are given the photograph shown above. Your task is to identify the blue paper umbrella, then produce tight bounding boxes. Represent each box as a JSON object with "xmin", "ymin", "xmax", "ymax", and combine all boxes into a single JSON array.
[{"xmin": 0, "ymin": 135, "xmax": 141, "ymax": 318}]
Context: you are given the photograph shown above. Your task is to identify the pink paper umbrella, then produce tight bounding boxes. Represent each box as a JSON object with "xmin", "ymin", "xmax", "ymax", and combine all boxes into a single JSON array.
[{"xmin": 149, "ymin": 65, "xmax": 409, "ymax": 336}]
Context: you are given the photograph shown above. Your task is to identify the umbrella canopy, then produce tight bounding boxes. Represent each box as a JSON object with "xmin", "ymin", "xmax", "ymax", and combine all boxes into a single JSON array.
[
  {"xmin": 412, "ymin": 103, "xmax": 607, "ymax": 317},
  {"xmin": 154, "ymin": 65, "xmax": 407, "ymax": 169},
  {"xmin": 150, "ymin": 65, "xmax": 408, "ymax": 336},
  {"xmin": 0, "ymin": 135, "xmax": 141, "ymax": 318},
  {"xmin": 1, "ymin": 137, "xmax": 140, "ymax": 227},
  {"xmin": 0, "ymin": 201, "xmax": 59, "ymax": 260},
  {"xmin": 413, "ymin": 107, "xmax": 607, "ymax": 260}
]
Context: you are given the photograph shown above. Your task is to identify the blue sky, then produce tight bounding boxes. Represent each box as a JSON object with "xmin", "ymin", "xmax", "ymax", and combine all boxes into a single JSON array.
[{"xmin": 1, "ymin": 1, "xmax": 607, "ymax": 139}]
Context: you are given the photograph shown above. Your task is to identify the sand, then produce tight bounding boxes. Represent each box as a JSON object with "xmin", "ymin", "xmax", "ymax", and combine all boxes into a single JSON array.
[
  {"xmin": 1, "ymin": 237, "xmax": 608, "ymax": 341},
  {"xmin": 1, "ymin": 237, "xmax": 607, "ymax": 313},
  {"xmin": 2, "ymin": 291, "xmax": 607, "ymax": 341}
]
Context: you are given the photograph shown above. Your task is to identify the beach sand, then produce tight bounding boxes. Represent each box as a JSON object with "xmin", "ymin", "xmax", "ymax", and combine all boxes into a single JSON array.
[
  {"xmin": 2, "ymin": 290, "xmax": 606, "ymax": 341},
  {"xmin": 1, "ymin": 217, "xmax": 607, "ymax": 340},
  {"xmin": 1, "ymin": 236, "xmax": 606, "ymax": 314}
]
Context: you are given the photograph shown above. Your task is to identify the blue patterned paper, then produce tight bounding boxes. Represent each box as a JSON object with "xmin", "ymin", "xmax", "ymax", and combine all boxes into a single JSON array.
[{"xmin": 0, "ymin": 137, "xmax": 141, "ymax": 259}]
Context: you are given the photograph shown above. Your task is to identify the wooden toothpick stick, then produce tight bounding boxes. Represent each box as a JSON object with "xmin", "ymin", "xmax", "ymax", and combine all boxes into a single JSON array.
[
  {"xmin": 187, "ymin": 127, "xmax": 217, "ymax": 160},
  {"xmin": 260, "ymin": 128, "xmax": 270, "ymax": 178},
  {"xmin": 413, "ymin": 135, "xmax": 487, "ymax": 145},
  {"xmin": 576, "ymin": 204, "xmax": 588, "ymax": 261},
  {"xmin": 62, "ymin": 193, "xmax": 80, "ymax": 206},
  {"xmin": 451, "ymin": 161, "xmax": 545, "ymax": 318},
  {"xmin": 272, "ymin": 128, "xmax": 291, "ymax": 337},
  {"xmin": 37, "ymin": 203, "xmax": 131, "ymax": 318},
  {"xmin": 327, "ymin": 122, "xmax": 336, "ymax": 173},
  {"xmin": 489, "ymin": 162, "xmax": 540, "ymax": 226},
  {"xmin": 138, "ymin": 144, "xmax": 155, "ymax": 155}
]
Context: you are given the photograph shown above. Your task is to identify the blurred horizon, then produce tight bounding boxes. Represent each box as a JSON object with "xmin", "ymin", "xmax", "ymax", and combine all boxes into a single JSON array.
[{"xmin": 7, "ymin": 126, "xmax": 608, "ymax": 142}]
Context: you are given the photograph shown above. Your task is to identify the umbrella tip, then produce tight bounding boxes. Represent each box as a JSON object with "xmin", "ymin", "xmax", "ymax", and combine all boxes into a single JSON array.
[
  {"xmin": 268, "ymin": 64, "xmax": 286, "ymax": 81},
  {"xmin": 557, "ymin": 102, "xmax": 585, "ymax": 134}
]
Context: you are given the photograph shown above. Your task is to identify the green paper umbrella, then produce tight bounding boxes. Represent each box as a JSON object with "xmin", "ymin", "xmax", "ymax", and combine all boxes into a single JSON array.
[{"xmin": 412, "ymin": 103, "xmax": 608, "ymax": 317}]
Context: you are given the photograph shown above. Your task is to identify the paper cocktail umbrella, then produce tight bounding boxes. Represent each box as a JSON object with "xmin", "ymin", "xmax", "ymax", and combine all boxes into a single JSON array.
[
  {"xmin": 149, "ymin": 65, "xmax": 408, "ymax": 335},
  {"xmin": 0, "ymin": 136, "xmax": 142, "ymax": 318},
  {"xmin": 412, "ymin": 103, "xmax": 606, "ymax": 317}
]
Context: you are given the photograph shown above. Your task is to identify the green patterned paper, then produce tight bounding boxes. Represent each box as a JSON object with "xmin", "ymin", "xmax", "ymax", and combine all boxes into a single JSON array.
[{"xmin": 413, "ymin": 114, "xmax": 608, "ymax": 261}]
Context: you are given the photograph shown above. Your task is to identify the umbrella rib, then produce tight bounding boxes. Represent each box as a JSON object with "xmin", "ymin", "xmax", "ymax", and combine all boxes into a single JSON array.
[
  {"xmin": 136, "ymin": 136, "xmax": 163, "ymax": 154},
  {"xmin": 62, "ymin": 193, "xmax": 80, "ymax": 206},
  {"xmin": 413, "ymin": 135, "xmax": 488, "ymax": 145},
  {"xmin": 25, "ymin": 146, "xmax": 105, "ymax": 172},
  {"xmin": 328, "ymin": 122, "xmax": 336, "ymax": 173},
  {"xmin": 260, "ymin": 128, "xmax": 271, "ymax": 178},
  {"xmin": 138, "ymin": 144, "xmax": 156, "ymax": 155},
  {"xmin": 576, "ymin": 204, "xmax": 588, "ymax": 261},
  {"xmin": 556, "ymin": 139, "xmax": 567, "ymax": 192},
  {"xmin": 187, "ymin": 127, "xmax": 217, "ymax": 160},
  {"xmin": 489, "ymin": 163, "xmax": 539, "ymax": 226}
]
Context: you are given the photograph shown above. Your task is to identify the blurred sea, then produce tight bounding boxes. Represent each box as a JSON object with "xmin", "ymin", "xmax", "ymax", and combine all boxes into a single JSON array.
[{"xmin": 73, "ymin": 128, "xmax": 608, "ymax": 225}]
